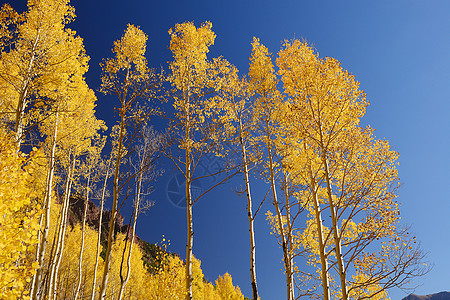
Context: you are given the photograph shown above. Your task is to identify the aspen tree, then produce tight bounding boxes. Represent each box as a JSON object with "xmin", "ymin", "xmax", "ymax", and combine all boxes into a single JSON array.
[
  {"xmin": 45, "ymin": 222, "xmax": 99, "ymax": 300},
  {"xmin": 117, "ymin": 126, "xmax": 160, "ymax": 300},
  {"xmin": 145, "ymin": 251, "xmax": 243, "ymax": 300},
  {"xmin": 90, "ymin": 143, "xmax": 115, "ymax": 300},
  {"xmin": 31, "ymin": 110, "xmax": 58, "ymax": 300},
  {"xmin": 98, "ymin": 24, "xmax": 160, "ymax": 299},
  {"xmin": 56, "ymin": 84, "xmax": 103, "ymax": 298},
  {"xmin": 117, "ymin": 178, "xmax": 141, "ymax": 300},
  {"xmin": 146, "ymin": 253, "xmax": 186, "ymax": 299},
  {"xmin": 0, "ymin": 0, "xmax": 89, "ymax": 150},
  {"xmin": 218, "ymin": 69, "xmax": 260, "ymax": 300},
  {"xmin": 47, "ymin": 152, "xmax": 75, "ymax": 300},
  {"xmin": 74, "ymin": 137, "xmax": 105, "ymax": 300},
  {"xmin": 31, "ymin": 81, "xmax": 100, "ymax": 299},
  {"xmin": 215, "ymin": 273, "xmax": 245, "ymax": 300},
  {"xmin": 47, "ymin": 157, "xmax": 84, "ymax": 298},
  {"xmin": 102, "ymin": 233, "xmax": 148, "ymax": 299},
  {"xmin": 248, "ymin": 37, "xmax": 294, "ymax": 300},
  {"xmin": 0, "ymin": 4, "xmax": 20, "ymax": 52},
  {"xmin": 167, "ymin": 21, "xmax": 237, "ymax": 300},
  {"xmin": 1, "ymin": 0, "xmax": 97, "ymax": 296},
  {"xmin": 272, "ymin": 41, "xmax": 332, "ymax": 298},
  {"xmin": 276, "ymin": 40, "xmax": 364, "ymax": 299},
  {"xmin": 89, "ymin": 125, "xmax": 126, "ymax": 300},
  {"xmin": 272, "ymin": 139, "xmax": 333, "ymax": 298},
  {"xmin": 277, "ymin": 39, "xmax": 428, "ymax": 298},
  {"xmin": 34, "ymin": 77, "xmax": 103, "ymax": 299},
  {"xmin": 269, "ymin": 123, "xmax": 304, "ymax": 300},
  {"xmin": 74, "ymin": 162, "xmax": 93, "ymax": 300}
]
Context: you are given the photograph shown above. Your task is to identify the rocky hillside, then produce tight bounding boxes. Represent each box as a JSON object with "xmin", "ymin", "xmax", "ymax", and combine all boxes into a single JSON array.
[
  {"xmin": 67, "ymin": 192, "xmax": 137, "ymax": 242},
  {"xmin": 64, "ymin": 192, "xmax": 165, "ymax": 272},
  {"xmin": 403, "ymin": 292, "xmax": 450, "ymax": 300}
]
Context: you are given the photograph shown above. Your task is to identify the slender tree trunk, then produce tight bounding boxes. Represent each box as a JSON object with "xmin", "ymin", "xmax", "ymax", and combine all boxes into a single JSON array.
[
  {"xmin": 47, "ymin": 170, "xmax": 69, "ymax": 300},
  {"xmin": 117, "ymin": 171, "xmax": 142, "ymax": 300},
  {"xmin": 238, "ymin": 119, "xmax": 259, "ymax": 300},
  {"xmin": 185, "ymin": 172, "xmax": 193, "ymax": 300},
  {"xmin": 282, "ymin": 171, "xmax": 295, "ymax": 300},
  {"xmin": 50, "ymin": 154, "xmax": 75, "ymax": 300},
  {"xmin": 32, "ymin": 111, "xmax": 58, "ymax": 300},
  {"xmin": 15, "ymin": 79, "xmax": 30, "ymax": 151},
  {"xmin": 265, "ymin": 119, "xmax": 292, "ymax": 300},
  {"xmin": 91, "ymin": 165, "xmax": 110, "ymax": 300},
  {"xmin": 185, "ymin": 98, "xmax": 194, "ymax": 300},
  {"xmin": 43, "ymin": 193, "xmax": 65, "ymax": 298},
  {"xmin": 321, "ymin": 152, "xmax": 348, "ymax": 300},
  {"xmin": 74, "ymin": 170, "xmax": 91, "ymax": 299},
  {"xmin": 100, "ymin": 115, "xmax": 126, "ymax": 299},
  {"xmin": 14, "ymin": 32, "xmax": 40, "ymax": 150},
  {"xmin": 307, "ymin": 159, "xmax": 331, "ymax": 300}
]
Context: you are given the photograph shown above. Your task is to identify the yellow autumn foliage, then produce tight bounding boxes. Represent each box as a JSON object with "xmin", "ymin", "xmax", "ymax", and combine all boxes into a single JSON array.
[
  {"xmin": 0, "ymin": 129, "xmax": 41, "ymax": 299},
  {"xmin": 146, "ymin": 251, "xmax": 243, "ymax": 300},
  {"xmin": 0, "ymin": 0, "xmax": 423, "ymax": 297},
  {"xmin": 215, "ymin": 272, "xmax": 245, "ymax": 300}
]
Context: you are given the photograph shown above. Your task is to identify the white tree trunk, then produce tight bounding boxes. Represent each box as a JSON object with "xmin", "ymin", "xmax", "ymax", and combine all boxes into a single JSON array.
[
  {"xmin": 185, "ymin": 116, "xmax": 194, "ymax": 300},
  {"xmin": 265, "ymin": 118, "xmax": 292, "ymax": 300},
  {"xmin": 14, "ymin": 33, "xmax": 40, "ymax": 150},
  {"xmin": 31, "ymin": 112, "xmax": 58, "ymax": 300},
  {"xmin": 74, "ymin": 170, "xmax": 91, "ymax": 299},
  {"xmin": 99, "ymin": 116, "xmax": 126, "ymax": 299},
  {"xmin": 321, "ymin": 153, "xmax": 348, "ymax": 300},
  {"xmin": 49, "ymin": 154, "xmax": 75, "ymax": 300},
  {"xmin": 238, "ymin": 119, "xmax": 259, "ymax": 300},
  {"xmin": 282, "ymin": 171, "xmax": 294, "ymax": 300},
  {"xmin": 117, "ymin": 171, "xmax": 142, "ymax": 300},
  {"xmin": 91, "ymin": 165, "xmax": 110, "ymax": 300},
  {"xmin": 307, "ymin": 160, "xmax": 331, "ymax": 300}
]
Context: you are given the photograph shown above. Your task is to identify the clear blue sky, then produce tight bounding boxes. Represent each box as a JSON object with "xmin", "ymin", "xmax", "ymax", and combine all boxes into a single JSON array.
[{"xmin": 13, "ymin": 0, "xmax": 450, "ymax": 298}]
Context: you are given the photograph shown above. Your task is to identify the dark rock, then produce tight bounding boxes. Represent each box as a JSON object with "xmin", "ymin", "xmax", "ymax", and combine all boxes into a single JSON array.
[
  {"xmin": 57, "ymin": 191, "xmax": 163, "ymax": 272},
  {"xmin": 66, "ymin": 192, "xmax": 141, "ymax": 245}
]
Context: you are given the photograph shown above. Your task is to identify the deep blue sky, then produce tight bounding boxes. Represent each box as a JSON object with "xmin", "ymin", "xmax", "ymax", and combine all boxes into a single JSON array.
[{"xmin": 11, "ymin": 0, "xmax": 450, "ymax": 298}]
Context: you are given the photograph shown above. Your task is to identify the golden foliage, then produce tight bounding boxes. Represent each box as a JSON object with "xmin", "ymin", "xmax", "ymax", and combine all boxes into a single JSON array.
[
  {"xmin": 168, "ymin": 21, "xmax": 215, "ymax": 92},
  {"xmin": 215, "ymin": 272, "xmax": 245, "ymax": 300},
  {"xmin": 275, "ymin": 39, "xmax": 416, "ymax": 298},
  {"xmin": 101, "ymin": 24, "xmax": 152, "ymax": 95},
  {"xmin": 0, "ymin": 0, "xmax": 89, "ymax": 139},
  {"xmin": 0, "ymin": 1, "xmax": 426, "ymax": 298},
  {"xmin": 0, "ymin": 129, "xmax": 40, "ymax": 299},
  {"xmin": 146, "ymin": 252, "xmax": 243, "ymax": 300}
]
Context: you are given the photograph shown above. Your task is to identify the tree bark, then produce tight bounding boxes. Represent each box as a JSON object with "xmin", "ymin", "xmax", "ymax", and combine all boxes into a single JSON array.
[
  {"xmin": 74, "ymin": 169, "xmax": 91, "ymax": 299},
  {"xmin": 43, "ymin": 191, "xmax": 64, "ymax": 298},
  {"xmin": 31, "ymin": 111, "xmax": 58, "ymax": 300},
  {"xmin": 99, "ymin": 115, "xmax": 126, "ymax": 299},
  {"xmin": 14, "ymin": 32, "xmax": 40, "ymax": 150},
  {"xmin": 185, "ymin": 97, "xmax": 194, "ymax": 300},
  {"xmin": 117, "ymin": 171, "xmax": 142, "ymax": 300},
  {"xmin": 282, "ymin": 171, "xmax": 295, "ymax": 300},
  {"xmin": 307, "ymin": 158, "xmax": 331, "ymax": 300},
  {"xmin": 321, "ymin": 152, "xmax": 348, "ymax": 300},
  {"xmin": 238, "ymin": 119, "xmax": 259, "ymax": 300},
  {"xmin": 49, "ymin": 154, "xmax": 75, "ymax": 300},
  {"xmin": 91, "ymin": 165, "xmax": 110, "ymax": 300},
  {"xmin": 265, "ymin": 118, "xmax": 292, "ymax": 300}
]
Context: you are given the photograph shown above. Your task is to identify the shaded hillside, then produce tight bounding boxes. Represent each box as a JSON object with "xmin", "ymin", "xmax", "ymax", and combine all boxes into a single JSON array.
[
  {"xmin": 67, "ymin": 192, "xmax": 134, "ymax": 241},
  {"xmin": 63, "ymin": 192, "xmax": 166, "ymax": 272},
  {"xmin": 403, "ymin": 292, "xmax": 450, "ymax": 300}
]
